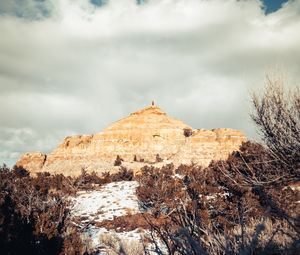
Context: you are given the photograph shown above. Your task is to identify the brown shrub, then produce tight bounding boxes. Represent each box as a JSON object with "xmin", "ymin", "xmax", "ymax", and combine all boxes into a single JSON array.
[
  {"xmin": 156, "ymin": 154, "xmax": 163, "ymax": 163},
  {"xmin": 114, "ymin": 155, "xmax": 123, "ymax": 166},
  {"xmin": 136, "ymin": 164, "xmax": 185, "ymax": 215},
  {"xmin": 251, "ymin": 78, "xmax": 300, "ymax": 176},
  {"xmin": 0, "ymin": 165, "xmax": 67, "ymax": 254},
  {"xmin": 96, "ymin": 213, "xmax": 151, "ymax": 232},
  {"xmin": 0, "ymin": 165, "xmax": 86, "ymax": 255},
  {"xmin": 110, "ymin": 167, "xmax": 134, "ymax": 182},
  {"xmin": 74, "ymin": 169, "xmax": 105, "ymax": 190},
  {"xmin": 183, "ymin": 128, "xmax": 193, "ymax": 137},
  {"xmin": 99, "ymin": 231, "xmax": 145, "ymax": 255},
  {"xmin": 136, "ymin": 141, "xmax": 300, "ymax": 255}
]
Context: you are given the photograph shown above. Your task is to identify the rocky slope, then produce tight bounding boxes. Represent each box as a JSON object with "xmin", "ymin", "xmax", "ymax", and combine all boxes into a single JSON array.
[{"xmin": 16, "ymin": 105, "xmax": 246, "ymax": 176}]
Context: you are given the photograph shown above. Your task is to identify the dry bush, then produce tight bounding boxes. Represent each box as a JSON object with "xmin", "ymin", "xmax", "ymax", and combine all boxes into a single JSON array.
[
  {"xmin": 251, "ymin": 77, "xmax": 300, "ymax": 177},
  {"xmin": 61, "ymin": 227, "xmax": 87, "ymax": 255},
  {"xmin": 99, "ymin": 232, "xmax": 121, "ymax": 254},
  {"xmin": 48, "ymin": 173, "xmax": 77, "ymax": 195},
  {"xmin": 114, "ymin": 155, "xmax": 123, "ymax": 166},
  {"xmin": 183, "ymin": 128, "xmax": 193, "ymax": 137},
  {"xmin": 229, "ymin": 218, "xmax": 299, "ymax": 253},
  {"xmin": 0, "ymin": 165, "xmax": 86, "ymax": 255},
  {"xmin": 12, "ymin": 165, "xmax": 30, "ymax": 177},
  {"xmin": 144, "ymin": 199, "xmax": 299, "ymax": 255},
  {"xmin": 0, "ymin": 165, "xmax": 65, "ymax": 254},
  {"xmin": 96, "ymin": 213, "xmax": 153, "ymax": 232},
  {"xmin": 35, "ymin": 166, "xmax": 134, "ymax": 196},
  {"xmin": 136, "ymin": 164, "xmax": 185, "ymax": 215},
  {"xmin": 100, "ymin": 167, "xmax": 134, "ymax": 183},
  {"xmin": 110, "ymin": 166, "xmax": 134, "ymax": 182},
  {"xmin": 209, "ymin": 142, "xmax": 300, "ymax": 221},
  {"xmin": 99, "ymin": 231, "xmax": 145, "ymax": 255},
  {"xmin": 74, "ymin": 168, "xmax": 106, "ymax": 190},
  {"xmin": 156, "ymin": 154, "xmax": 163, "ymax": 163},
  {"xmin": 32, "ymin": 171, "xmax": 77, "ymax": 195},
  {"xmin": 0, "ymin": 164, "xmax": 138, "ymax": 253},
  {"xmin": 136, "ymin": 141, "xmax": 300, "ymax": 255},
  {"xmin": 175, "ymin": 163, "xmax": 200, "ymax": 176}
]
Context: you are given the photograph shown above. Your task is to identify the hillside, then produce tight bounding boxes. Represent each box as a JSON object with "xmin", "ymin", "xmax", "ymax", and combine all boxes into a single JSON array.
[{"xmin": 16, "ymin": 104, "xmax": 246, "ymax": 176}]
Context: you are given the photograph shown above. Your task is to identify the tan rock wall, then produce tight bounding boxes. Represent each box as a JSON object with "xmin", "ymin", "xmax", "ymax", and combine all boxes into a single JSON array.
[
  {"xmin": 16, "ymin": 152, "xmax": 47, "ymax": 173},
  {"xmin": 16, "ymin": 106, "xmax": 246, "ymax": 176}
]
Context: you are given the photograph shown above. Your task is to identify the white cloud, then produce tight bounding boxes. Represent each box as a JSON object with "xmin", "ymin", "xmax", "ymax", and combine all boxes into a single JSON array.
[{"xmin": 0, "ymin": 0, "xmax": 300, "ymax": 166}]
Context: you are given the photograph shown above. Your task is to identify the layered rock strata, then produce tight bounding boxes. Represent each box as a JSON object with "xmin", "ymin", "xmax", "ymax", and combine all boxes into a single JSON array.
[{"xmin": 16, "ymin": 105, "xmax": 246, "ymax": 176}]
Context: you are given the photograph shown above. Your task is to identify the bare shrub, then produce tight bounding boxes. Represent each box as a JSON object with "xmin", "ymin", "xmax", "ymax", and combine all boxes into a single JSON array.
[
  {"xmin": 156, "ymin": 154, "xmax": 163, "ymax": 163},
  {"xmin": 96, "ymin": 213, "xmax": 151, "ymax": 232},
  {"xmin": 137, "ymin": 141, "xmax": 300, "ymax": 255},
  {"xmin": 183, "ymin": 128, "xmax": 193, "ymax": 137},
  {"xmin": 229, "ymin": 218, "xmax": 299, "ymax": 252},
  {"xmin": 0, "ymin": 165, "xmax": 86, "ymax": 254},
  {"xmin": 251, "ymin": 77, "xmax": 300, "ymax": 176},
  {"xmin": 207, "ymin": 141, "xmax": 300, "ymax": 225},
  {"xmin": 74, "ymin": 169, "xmax": 105, "ymax": 190},
  {"xmin": 0, "ymin": 166, "xmax": 62, "ymax": 254},
  {"xmin": 136, "ymin": 164, "xmax": 184, "ymax": 215},
  {"xmin": 61, "ymin": 227, "xmax": 87, "ymax": 255},
  {"xmin": 12, "ymin": 165, "xmax": 30, "ymax": 178},
  {"xmin": 114, "ymin": 155, "xmax": 123, "ymax": 166},
  {"xmin": 144, "ymin": 194, "xmax": 299, "ymax": 255},
  {"xmin": 99, "ymin": 232, "xmax": 145, "ymax": 255},
  {"xmin": 175, "ymin": 163, "xmax": 200, "ymax": 176},
  {"xmin": 110, "ymin": 166, "xmax": 134, "ymax": 182},
  {"xmin": 100, "ymin": 167, "xmax": 134, "ymax": 183},
  {"xmin": 48, "ymin": 173, "xmax": 77, "ymax": 195}
]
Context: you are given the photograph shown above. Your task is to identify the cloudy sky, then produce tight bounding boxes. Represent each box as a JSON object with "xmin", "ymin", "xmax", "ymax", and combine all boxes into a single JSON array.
[{"xmin": 0, "ymin": 0, "xmax": 299, "ymax": 166}]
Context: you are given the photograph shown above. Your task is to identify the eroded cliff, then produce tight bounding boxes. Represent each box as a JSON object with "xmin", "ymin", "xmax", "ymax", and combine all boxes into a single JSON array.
[{"xmin": 16, "ymin": 105, "xmax": 246, "ymax": 176}]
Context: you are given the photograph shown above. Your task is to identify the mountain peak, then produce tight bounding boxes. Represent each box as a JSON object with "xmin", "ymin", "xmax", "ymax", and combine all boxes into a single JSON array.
[
  {"xmin": 16, "ymin": 105, "xmax": 246, "ymax": 176},
  {"xmin": 130, "ymin": 105, "xmax": 166, "ymax": 116}
]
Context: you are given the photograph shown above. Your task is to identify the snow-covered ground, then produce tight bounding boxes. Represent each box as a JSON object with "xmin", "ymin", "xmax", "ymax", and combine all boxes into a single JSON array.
[
  {"xmin": 71, "ymin": 181, "xmax": 140, "ymax": 223},
  {"xmin": 69, "ymin": 181, "xmax": 163, "ymax": 254}
]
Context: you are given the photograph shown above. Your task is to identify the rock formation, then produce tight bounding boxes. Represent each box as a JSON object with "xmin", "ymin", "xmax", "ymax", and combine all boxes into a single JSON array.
[{"xmin": 16, "ymin": 105, "xmax": 246, "ymax": 176}]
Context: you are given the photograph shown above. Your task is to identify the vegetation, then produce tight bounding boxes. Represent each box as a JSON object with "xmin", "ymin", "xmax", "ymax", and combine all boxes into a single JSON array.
[
  {"xmin": 0, "ymin": 165, "xmax": 135, "ymax": 254},
  {"xmin": 0, "ymin": 165, "xmax": 82, "ymax": 255},
  {"xmin": 136, "ymin": 143, "xmax": 300, "ymax": 254},
  {"xmin": 183, "ymin": 128, "xmax": 193, "ymax": 137},
  {"xmin": 251, "ymin": 77, "xmax": 300, "ymax": 179},
  {"xmin": 133, "ymin": 78, "xmax": 300, "ymax": 254},
  {"xmin": 114, "ymin": 155, "xmax": 123, "ymax": 166}
]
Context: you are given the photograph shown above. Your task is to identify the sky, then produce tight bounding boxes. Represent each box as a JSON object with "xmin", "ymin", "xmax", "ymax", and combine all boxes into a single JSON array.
[
  {"xmin": 262, "ymin": 0, "xmax": 289, "ymax": 13},
  {"xmin": 0, "ymin": 0, "xmax": 299, "ymax": 166}
]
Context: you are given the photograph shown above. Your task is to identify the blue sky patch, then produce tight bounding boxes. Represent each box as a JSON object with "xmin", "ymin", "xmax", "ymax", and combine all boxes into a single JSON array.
[{"xmin": 261, "ymin": 0, "xmax": 290, "ymax": 14}]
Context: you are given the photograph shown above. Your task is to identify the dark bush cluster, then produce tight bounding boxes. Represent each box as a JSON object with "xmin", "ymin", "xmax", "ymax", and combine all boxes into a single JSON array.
[
  {"xmin": 109, "ymin": 166, "xmax": 134, "ymax": 182},
  {"xmin": 0, "ymin": 164, "xmax": 136, "ymax": 255},
  {"xmin": 136, "ymin": 164, "xmax": 184, "ymax": 215},
  {"xmin": 156, "ymin": 154, "xmax": 163, "ymax": 163},
  {"xmin": 114, "ymin": 155, "xmax": 123, "ymax": 166},
  {"xmin": 136, "ymin": 142, "xmax": 300, "ymax": 254},
  {"xmin": 183, "ymin": 128, "xmax": 193, "ymax": 137},
  {"xmin": 0, "ymin": 165, "xmax": 85, "ymax": 255}
]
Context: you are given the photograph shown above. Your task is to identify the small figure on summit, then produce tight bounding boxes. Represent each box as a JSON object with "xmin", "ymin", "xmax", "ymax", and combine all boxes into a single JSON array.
[{"xmin": 152, "ymin": 100, "xmax": 155, "ymax": 106}]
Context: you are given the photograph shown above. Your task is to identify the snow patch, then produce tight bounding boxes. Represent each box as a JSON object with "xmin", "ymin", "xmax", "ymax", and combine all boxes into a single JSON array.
[{"xmin": 71, "ymin": 181, "xmax": 140, "ymax": 222}]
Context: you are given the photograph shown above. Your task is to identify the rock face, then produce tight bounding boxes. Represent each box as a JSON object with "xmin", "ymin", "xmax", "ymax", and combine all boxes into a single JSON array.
[{"xmin": 16, "ymin": 105, "xmax": 246, "ymax": 176}]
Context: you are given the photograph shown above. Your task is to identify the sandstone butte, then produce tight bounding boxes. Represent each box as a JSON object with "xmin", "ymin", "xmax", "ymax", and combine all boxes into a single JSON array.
[{"xmin": 16, "ymin": 105, "xmax": 247, "ymax": 176}]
